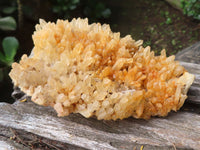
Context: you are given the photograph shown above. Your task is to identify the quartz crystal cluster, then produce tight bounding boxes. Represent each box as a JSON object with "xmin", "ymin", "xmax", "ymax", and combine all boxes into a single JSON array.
[{"xmin": 9, "ymin": 18, "xmax": 194, "ymax": 120}]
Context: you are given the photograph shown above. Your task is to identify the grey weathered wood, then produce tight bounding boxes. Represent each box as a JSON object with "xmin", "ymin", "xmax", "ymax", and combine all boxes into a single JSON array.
[
  {"xmin": 0, "ymin": 101, "xmax": 200, "ymax": 150},
  {"xmin": 0, "ymin": 124, "xmax": 86, "ymax": 150},
  {"xmin": 179, "ymin": 61, "xmax": 200, "ymax": 104},
  {"xmin": 176, "ymin": 42, "xmax": 200, "ymax": 64},
  {"xmin": 0, "ymin": 125, "xmax": 30, "ymax": 150},
  {"xmin": 176, "ymin": 41, "xmax": 200, "ymax": 104},
  {"xmin": 0, "ymin": 141, "xmax": 27, "ymax": 150}
]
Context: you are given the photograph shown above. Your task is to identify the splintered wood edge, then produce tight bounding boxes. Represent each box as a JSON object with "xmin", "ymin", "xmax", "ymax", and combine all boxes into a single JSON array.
[{"xmin": 0, "ymin": 102, "xmax": 200, "ymax": 149}]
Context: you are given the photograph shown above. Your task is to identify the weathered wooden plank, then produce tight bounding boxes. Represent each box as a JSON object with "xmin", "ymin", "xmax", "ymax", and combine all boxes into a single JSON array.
[
  {"xmin": 176, "ymin": 42, "xmax": 200, "ymax": 64},
  {"xmin": 176, "ymin": 42, "xmax": 200, "ymax": 104},
  {"xmin": 1, "ymin": 58, "xmax": 199, "ymax": 150},
  {"xmin": 0, "ymin": 126, "xmax": 30, "ymax": 150},
  {"xmin": 0, "ymin": 141, "xmax": 25, "ymax": 150},
  {"xmin": 180, "ymin": 61, "xmax": 200, "ymax": 75},
  {"xmin": 0, "ymin": 125, "xmax": 86, "ymax": 150},
  {"xmin": 0, "ymin": 101, "xmax": 199, "ymax": 150},
  {"xmin": 179, "ymin": 61, "xmax": 200, "ymax": 86},
  {"xmin": 1, "ymin": 42, "xmax": 200, "ymax": 150},
  {"xmin": 179, "ymin": 61, "xmax": 200, "ymax": 104},
  {"xmin": 3, "ymin": 61, "xmax": 199, "ymax": 150}
]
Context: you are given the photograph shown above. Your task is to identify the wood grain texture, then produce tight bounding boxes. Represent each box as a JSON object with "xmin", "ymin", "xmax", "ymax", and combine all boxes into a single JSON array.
[
  {"xmin": 176, "ymin": 42, "xmax": 200, "ymax": 64},
  {"xmin": 179, "ymin": 61, "xmax": 200, "ymax": 104},
  {"xmin": 177, "ymin": 42, "xmax": 200, "ymax": 104},
  {"xmin": 0, "ymin": 126, "xmax": 30, "ymax": 150},
  {"xmin": 0, "ymin": 125, "xmax": 86, "ymax": 150},
  {"xmin": 0, "ymin": 101, "xmax": 200, "ymax": 150}
]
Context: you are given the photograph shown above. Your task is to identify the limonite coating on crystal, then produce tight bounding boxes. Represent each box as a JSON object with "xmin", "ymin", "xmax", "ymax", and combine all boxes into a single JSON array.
[{"xmin": 9, "ymin": 18, "xmax": 194, "ymax": 120}]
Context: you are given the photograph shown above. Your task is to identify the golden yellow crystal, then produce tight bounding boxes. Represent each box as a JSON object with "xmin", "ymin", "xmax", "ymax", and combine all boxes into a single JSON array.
[{"xmin": 9, "ymin": 18, "xmax": 194, "ymax": 120}]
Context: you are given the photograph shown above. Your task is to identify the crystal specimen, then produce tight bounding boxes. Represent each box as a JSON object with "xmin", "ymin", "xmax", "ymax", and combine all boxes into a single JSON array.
[{"xmin": 9, "ymin": 18, "xmax": 194, "ymax": 120}]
